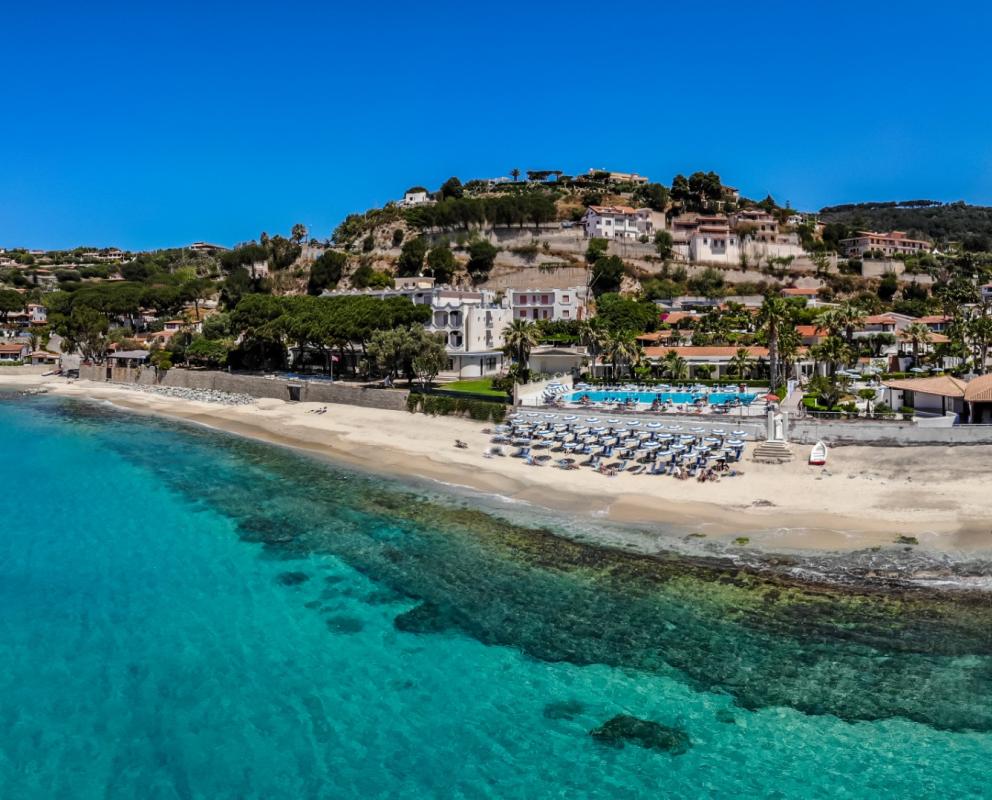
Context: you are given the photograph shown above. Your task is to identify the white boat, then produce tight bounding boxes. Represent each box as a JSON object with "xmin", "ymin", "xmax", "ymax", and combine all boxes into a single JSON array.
[{"xmin": 809, "ymin": 441, "xmax": 828, "ymax": 466}]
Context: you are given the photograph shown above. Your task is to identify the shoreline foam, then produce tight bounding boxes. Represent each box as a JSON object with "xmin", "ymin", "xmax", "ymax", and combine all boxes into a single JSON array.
[{"xmin": 5, "ymin": 375, "xmax": 992, "ymax": 586}]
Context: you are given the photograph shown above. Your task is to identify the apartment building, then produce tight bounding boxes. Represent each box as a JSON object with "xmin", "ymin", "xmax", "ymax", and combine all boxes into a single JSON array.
[
  {"xmin": 323, "ymin": 278, "xmax": 511, "ymax": 378},
  {"xmin": 839, "ymin": 231, "xmax": 932, "ymax": 258},
  {"xmin": 509, "ymin": 287, "xmax": 588, "ymax": 322},
  {"xmin": 582, "ymin": 206, "xmax": 663, "ymax": 240}
]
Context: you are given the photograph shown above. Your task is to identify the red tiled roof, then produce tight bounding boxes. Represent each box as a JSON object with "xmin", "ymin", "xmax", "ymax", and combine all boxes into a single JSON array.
[
  {"xmin": 643, "ymin": 345, "xmax": 769, "ymax": 359},
  {"xmin": 795, "ymin": 325, "xmax": 828, "ymax": 337},
  {"xmin": 862, "ymin": 314, "xmax": 898, "ymax": 324},
  {"xmin": 883, "ymin": 375, "xmax": 967, "ymax": 397},
  {"xmin": 964, "ymin": 375, "xmax": 992, "ymax": 403},
  {"xmin": 781, "ymin": 287, "xmax": 819, "ymax": 296}
]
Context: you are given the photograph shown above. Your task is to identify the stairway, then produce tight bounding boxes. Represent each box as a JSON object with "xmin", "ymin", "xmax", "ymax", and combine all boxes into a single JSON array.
[{"xmin": 751, "ymin": 440, "xmax": 794, "ymax": 464}]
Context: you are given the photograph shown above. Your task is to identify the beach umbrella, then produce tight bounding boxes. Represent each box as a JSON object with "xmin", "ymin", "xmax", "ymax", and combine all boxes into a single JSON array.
[
  {"xmin": 728, "ymin": 439, "xmax": 745, "ymax": 447},
  {"xmin": 585, "ymin": 417, "xmax": 600, "ymax": 423},
  {"xmin": 606, "ymin": 418, "xmax": 620, "ymax": 424},
  {"xmin": 562, "ymin": 415, "xmax": 578, "ymax": 421},
  {"xmin": 731, "ymin": 430, "xmax": 747, "ymax": 437},
  {"xmin": 627, "ymin": 420, "xmax": 641, "ymax": 427},
  {"xmin": 647, "ymin": 422, "xmax": 662, "ymax": 429}
]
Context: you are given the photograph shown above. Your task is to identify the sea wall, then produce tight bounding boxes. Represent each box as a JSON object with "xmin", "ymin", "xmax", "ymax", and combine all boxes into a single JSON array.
[
  {"xmin": 78, "ymin": 366, "xmax": 410, "ymax": 411},
  {"xmin": 788, "ymin": 418, "xmax": 992, "ymax": 446}
]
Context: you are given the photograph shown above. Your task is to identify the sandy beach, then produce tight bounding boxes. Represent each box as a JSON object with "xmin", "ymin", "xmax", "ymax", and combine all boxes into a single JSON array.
[{"xmin": 5, "ymin": 374, "xmax": 992, "ymax": 557}]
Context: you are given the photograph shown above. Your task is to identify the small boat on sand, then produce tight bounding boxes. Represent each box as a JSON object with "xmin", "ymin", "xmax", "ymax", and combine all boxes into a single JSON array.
[{"xmin": 809, "ymin": 441, "xmax": 828, "ymax": 466}]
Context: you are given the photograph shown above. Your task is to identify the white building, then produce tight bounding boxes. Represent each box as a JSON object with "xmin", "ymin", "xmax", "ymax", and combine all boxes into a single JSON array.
[
  {"xmin": 689, "ymin": 224, "xmax": 740, "ymax": 263},
  {"xmin": 323, "ymin": 278, "xmax": 511, "ymax": 378},
  {"xmin": 587, "ymin": 169, "xmax": 649, "ymax": 185},
  {"xmin": 581, "ymin": 206, "xmax": 664, "ymax": 240},
  {"xmin": 398, "ymin": 188, "xmax": 433, "ymax": 207},
  {"xmin": 509, "ymin": 286, "xmax": 589, "ymax": 322}
]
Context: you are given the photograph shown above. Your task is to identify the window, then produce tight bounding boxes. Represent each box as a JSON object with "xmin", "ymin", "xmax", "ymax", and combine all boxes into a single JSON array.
[
  {"xmin": 562, "ymin": 294, "xmax": 570, "ymax": 303},
  {"xmin": 563, "ymin": 310, "xmax": 569, "ymax": 318}
]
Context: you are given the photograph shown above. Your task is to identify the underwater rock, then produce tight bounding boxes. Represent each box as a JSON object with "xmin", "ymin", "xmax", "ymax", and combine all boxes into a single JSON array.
[
  {"xmin": 393, "ymin": 602, "xmax": 459, "ymax": 634},
  {"xmin": 277, "ymin": 571, "xmax": 309, "ymax": 586},
  {"xmin": 589, "ymin": 715, "xmax": 691, "ymax": 754},
  {"xmin": 715, "ymin": 708, "xmax": 737, "ymax": 724},
  {"xmin": 325, "ymin": 615, "xmax": 364, "ymax": 634},
  {"xmin": 237, "ymin": 516, "xmax": 294, "ymax": 543},
  {"xmin": 543, "ymin": 700, "xmax": 586, "ymax": 720}
]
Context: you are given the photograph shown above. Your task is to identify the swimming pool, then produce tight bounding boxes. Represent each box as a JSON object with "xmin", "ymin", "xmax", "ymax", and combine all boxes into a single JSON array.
[{"xmin": 569, "ymin": 390, "xmax": 757, "ymax": 406}]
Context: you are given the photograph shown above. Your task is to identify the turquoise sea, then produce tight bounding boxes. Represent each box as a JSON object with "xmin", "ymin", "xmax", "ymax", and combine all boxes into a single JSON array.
[{"xmin": 0, "ymin": 391, "xmax": 990, "ymax": 799}]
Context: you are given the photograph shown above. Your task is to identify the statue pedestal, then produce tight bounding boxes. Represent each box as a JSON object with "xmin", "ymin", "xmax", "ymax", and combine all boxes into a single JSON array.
[{"xmin": 754, "ymin": 409, "xmax": 793, "ymax": 463}]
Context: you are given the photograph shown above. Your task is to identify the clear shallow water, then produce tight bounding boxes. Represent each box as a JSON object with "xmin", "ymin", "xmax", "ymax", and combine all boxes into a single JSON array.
[
  {"xmin": 570, "ymin": 390, "xmax": 756, "ymax": 405},
  {"xmin": 0, "ymin": 392, "xmax": 990, "ymax": 798}
]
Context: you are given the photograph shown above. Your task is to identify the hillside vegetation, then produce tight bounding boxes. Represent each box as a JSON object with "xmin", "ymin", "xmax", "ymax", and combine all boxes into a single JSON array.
[{"xmin": 819, "ymin": 200, "xmax": 992, "ymax": 250}]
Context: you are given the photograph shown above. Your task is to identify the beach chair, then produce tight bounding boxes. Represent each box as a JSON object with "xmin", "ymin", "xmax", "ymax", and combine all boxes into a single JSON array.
[{"xmin": 628, "ymin": 464, "xmax": 646, "ymax": 475}]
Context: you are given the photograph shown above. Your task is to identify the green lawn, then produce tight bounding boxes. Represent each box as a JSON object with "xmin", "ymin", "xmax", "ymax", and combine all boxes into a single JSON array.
[{"xmin": 442, "ymin": 378, "xmax": 508, "ymax": 398}]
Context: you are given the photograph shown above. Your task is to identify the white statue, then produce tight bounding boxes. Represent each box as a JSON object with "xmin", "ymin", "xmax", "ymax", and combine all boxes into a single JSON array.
[{"xmin": 773, "ymin": 413, "xmax": 785, "ymax": 442}]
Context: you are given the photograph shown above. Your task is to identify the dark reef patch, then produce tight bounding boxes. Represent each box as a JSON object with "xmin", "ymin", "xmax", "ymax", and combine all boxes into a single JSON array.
[{"xmin": 590, "ymin": 715, "xmax": 691, "ymax": 754}]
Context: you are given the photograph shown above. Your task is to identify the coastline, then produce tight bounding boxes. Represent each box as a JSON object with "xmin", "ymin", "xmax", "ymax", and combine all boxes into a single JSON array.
[{"xmin": 5, "ymin": 375, "xmax": 992, "ymax": 575}]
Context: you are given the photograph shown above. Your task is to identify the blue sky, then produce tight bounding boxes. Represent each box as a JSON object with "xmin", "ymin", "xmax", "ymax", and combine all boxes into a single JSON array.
[{"xmin": 3, "ymin": 0, "xmax": 992, "ymax": 250}]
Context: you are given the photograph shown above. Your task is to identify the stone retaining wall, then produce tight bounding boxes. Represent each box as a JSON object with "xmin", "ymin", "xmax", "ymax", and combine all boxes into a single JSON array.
[{"xmin": 78, "ymin": 366, "xmax": 410, "ymax": 411}]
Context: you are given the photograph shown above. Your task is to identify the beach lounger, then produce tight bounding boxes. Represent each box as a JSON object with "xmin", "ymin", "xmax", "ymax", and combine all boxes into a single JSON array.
[{"xmin": 627, "ymin": 464, "xmax": 645, "ymax": 475}]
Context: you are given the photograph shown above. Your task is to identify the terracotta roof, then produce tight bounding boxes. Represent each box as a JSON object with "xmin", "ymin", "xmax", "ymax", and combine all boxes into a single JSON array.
[
  {"xmin": 659, "ymin": 311, "xmax": 698, "ymax": 324},
  {"xmin": 882, "ymin": 375, "xmax": 968, "ymax": 398},
  {"xmin": 781, "ymin": 287, "xmax": 819, "ymax": 296},
  {"xmin": 0, "ymin": 344, "xmax": 26, "ymax": 353},
  {"xmin": 917, "ymin": 315, "xmax": 951, "ymax": 324},
  {"xmin": 964, "ymin": 375, "xmax": 992, "ymax": 403},
  {"xmin": 795, "ymin": 325, "xmax": 828, "ymax": 337},
  {"xmin": 635, "ymin": 331, "xmax": 675, "ymax": 343},
  {"xmin": 862, "ymin": 314, "xmax": 898, "ymax": 324},
  {"xmin": 897, "ymin": 331, "xmax": 949, "ymax": 344},
  {"xmin": 587, "ymin": 205, "xmax": 637, "ymax": 215},
  {"xmin": 643, "ymin": 345, "xmax": 769, "ymax": 360}
]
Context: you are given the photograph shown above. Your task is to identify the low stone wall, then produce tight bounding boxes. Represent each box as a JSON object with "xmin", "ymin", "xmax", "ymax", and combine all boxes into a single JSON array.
[
  {"xmin": 78, "ymin": 366, "xmax": 410, "ymax": 411},
  {"xmin": 789, "ymin": 418, "xmax": 992, "ymax": 446},
  {"xmin": 0, "ymin": 364, "xmax": 55, "ymax": 375}
]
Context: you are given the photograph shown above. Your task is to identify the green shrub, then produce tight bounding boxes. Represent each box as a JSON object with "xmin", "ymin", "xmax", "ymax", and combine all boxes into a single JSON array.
[{"xmin": 406, "ymin": 393, "xmax": 506, "ymax": 423}]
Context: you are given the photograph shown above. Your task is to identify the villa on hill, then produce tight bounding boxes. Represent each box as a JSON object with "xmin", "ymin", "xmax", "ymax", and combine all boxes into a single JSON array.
[{"xmin": 839, "ymin": 231, "xmax": 932, "ymax": 258}]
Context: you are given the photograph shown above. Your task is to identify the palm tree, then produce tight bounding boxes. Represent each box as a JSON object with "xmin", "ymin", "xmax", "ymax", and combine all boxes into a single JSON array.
[
  {"xmin": 662, "ymin": 349, "xmax": 689, "ymax": 381},
  {"xmin": 603, "ymin": 331, "xmax": 642, "ymax": 379},
  {"xmin": 757, "ymin": 295, "xmax": 793, "ymax": 391},
  {"xmin": 903, "ymin": 322, "xmax": 933, "ymax": 366},
  {"xmin": 811, "ymin": 335, "xmax": 852, "ymax": 376},
  {"xmin": 510, "ymin": 168, "xmax": 520, "ymax": 183},
  {"xmin": 502, "ymin": 319, "xmax": 539, "ymax": 372},
  {"xmin": 966, "ymin": 313, "xmax": 992, "ymax": 374},
  {"xmin": 729, "ymin": 347, "xmax": 753, "ymax": 380},
  {"xmin": 819, "ymin": 302, "xmax": 863, "ymax": 347},
  {"xmin": 577, "ymin": 319, "xmax": 605, "ymax": 372}
]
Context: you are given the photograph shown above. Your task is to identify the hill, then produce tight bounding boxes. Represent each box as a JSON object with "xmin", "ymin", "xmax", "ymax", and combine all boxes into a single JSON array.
[{"xmin": 818, "ymin": 200, "xmax": 992, "ymax": 250}]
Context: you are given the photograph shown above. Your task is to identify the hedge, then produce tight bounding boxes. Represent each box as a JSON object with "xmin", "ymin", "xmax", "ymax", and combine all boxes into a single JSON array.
[{"xmin": 407, "ymin": 392, "xmax": 507, "ymax": 423}]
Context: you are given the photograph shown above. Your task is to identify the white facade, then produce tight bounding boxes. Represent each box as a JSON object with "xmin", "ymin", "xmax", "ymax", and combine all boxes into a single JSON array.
[
  {"xmin": 689, "ymin": 227, "xmax": 740, "ymax": 263},
  {"xmin": 510, "ymin": 286, "xmax": 588, "ymax": 322},
  {"xmin": 323, "ymin": 280, "xmax": 510, "ymax": 378},
  {"xmin": 398, "ymin": 189, "xmax": 433, "ymax": 207},
  {"xmin": 581, "ymin": 206, "xmax": 663, "ymax": 240}
]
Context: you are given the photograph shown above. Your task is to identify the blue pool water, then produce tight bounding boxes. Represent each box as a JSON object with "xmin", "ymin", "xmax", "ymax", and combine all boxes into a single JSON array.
[
  {"xmin": 570, "ymin": 390, "xmax": 756, "ymax": 405},
  {"xmin": 0, "ymin": 391, "xmax": 989, "ymax": 798}
]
